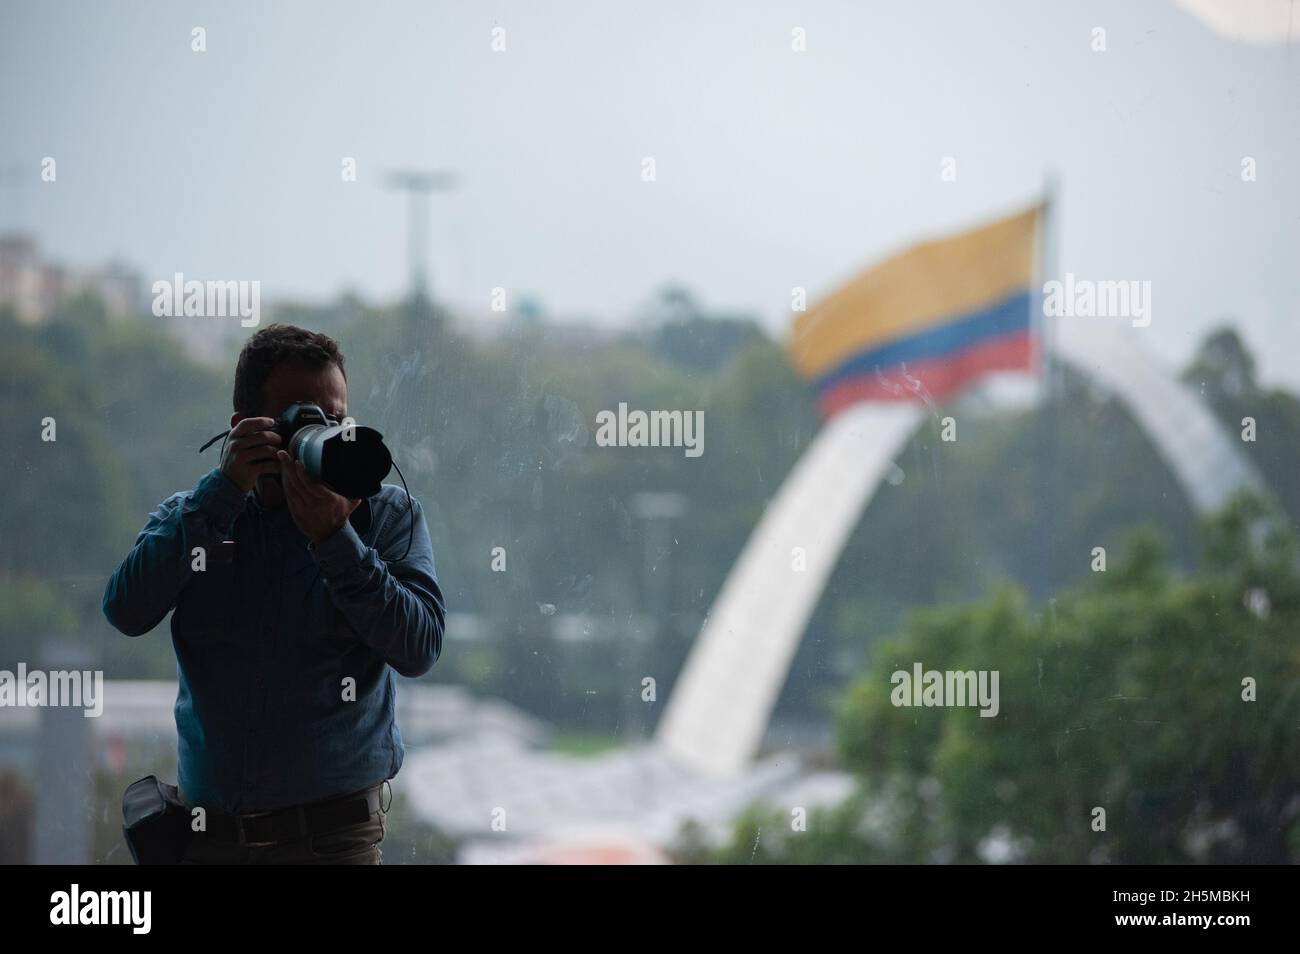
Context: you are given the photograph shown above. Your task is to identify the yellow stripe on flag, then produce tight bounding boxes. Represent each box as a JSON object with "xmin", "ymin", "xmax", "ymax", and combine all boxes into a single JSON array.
[{"xmin": 789, "ymin": 205, "xmax": 1041, "ymax": 379}]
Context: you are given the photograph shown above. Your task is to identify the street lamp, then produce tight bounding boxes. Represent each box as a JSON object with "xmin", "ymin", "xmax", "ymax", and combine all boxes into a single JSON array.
[{"xmin": 382, "ymin": 169, "xmax": 457, "ymax": 305}]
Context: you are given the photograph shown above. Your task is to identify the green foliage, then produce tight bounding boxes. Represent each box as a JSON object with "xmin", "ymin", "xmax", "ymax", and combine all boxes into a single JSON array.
[
  {"xmin": 685, "ymin": 790, "xmax": 892, "ymax": 864},
  {"xmin": 0, "ymin": 578, "xmax": 80, "ymax": 669},
  {"xmin": 0, "ymin": 300, "xmax": 227, "ymax": 674},
  {"xmin": 1184, "ymin": 326, "xmax": 1300, "ymax": 535},
  {"xmin": 718, "ymin": 494, "xmax": 1300, "ymax": 864}
]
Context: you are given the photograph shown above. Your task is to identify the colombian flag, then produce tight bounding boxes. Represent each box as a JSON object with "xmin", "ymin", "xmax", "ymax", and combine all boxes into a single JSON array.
[{"xmin": 789, "ymin": 205, "xmax": 1041, "ymax": 416}]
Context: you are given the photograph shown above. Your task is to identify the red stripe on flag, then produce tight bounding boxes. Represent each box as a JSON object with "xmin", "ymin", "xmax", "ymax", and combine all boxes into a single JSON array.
[{"xmin": 818, "ymin": 332, "xmax": 1035, "ymax": 416}]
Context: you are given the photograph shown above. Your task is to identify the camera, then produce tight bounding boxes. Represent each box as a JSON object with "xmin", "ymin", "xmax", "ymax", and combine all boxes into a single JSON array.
[{"xmin": 274, "ymin": 402, "xmax": 393, "ymax": 499}]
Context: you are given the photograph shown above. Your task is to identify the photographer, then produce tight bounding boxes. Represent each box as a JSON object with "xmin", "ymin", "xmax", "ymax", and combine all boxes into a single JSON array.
[{"xmin": 103, "ymin": 324, "xmax": 445, "ymax": 865}]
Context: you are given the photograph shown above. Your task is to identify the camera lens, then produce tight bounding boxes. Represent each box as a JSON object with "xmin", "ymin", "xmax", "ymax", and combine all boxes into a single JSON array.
[{"xmin": 292, "ymin": 422, "xmax": 392, "ymax": 499}]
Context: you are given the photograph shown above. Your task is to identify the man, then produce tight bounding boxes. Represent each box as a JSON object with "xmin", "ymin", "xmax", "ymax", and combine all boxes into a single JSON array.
[{"xmin": 103, "ymin": 324, "xmax": 445, "ymax": 864}]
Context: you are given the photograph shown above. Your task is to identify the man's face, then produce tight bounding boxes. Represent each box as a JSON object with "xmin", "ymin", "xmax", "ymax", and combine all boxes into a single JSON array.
[
  {"xmin": 231, "ymin": 361, "xmax": 347, "ymax": 504},
  {"xmin": 259, "ymin": 361, "xmax": 347, "ymax": 423}
]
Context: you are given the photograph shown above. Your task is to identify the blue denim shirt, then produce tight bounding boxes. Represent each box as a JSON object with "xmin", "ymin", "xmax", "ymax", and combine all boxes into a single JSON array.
[{"xmin": 102, "ymin": 467, "xmax": 445, "ymax": 814}]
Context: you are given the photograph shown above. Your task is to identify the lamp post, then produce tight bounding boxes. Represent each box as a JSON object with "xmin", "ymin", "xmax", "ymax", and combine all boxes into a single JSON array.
[
  {"xmin": 628, "ymin": 492, "xmax": 687, "ymax": 743},
  {"xmin": 383, "ymin": 169, "xmax": 456, "ymax": 306}
]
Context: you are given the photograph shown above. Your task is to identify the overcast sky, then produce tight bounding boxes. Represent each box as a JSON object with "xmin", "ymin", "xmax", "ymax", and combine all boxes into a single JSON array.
[{"xmin": 2, "ymin": 0, "xmax": 1297, "ymax": 386}]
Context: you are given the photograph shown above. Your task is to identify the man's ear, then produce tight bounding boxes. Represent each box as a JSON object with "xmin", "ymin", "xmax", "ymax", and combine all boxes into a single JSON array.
[{"xmin": 229, "ymin": 413, "xmax": 247, "ymax": 429}]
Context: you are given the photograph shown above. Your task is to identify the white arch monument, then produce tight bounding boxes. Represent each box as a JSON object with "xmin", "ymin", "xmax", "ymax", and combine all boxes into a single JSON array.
[{"xmin": 654, "ymin": 321, "xmax": 1264, "ymax": 776}]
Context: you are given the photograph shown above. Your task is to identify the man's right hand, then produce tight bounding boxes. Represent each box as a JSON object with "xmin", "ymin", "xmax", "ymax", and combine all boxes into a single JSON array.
[{"xmin": 219, "ymin": 417, "xmax": 283, "ymax": 493}]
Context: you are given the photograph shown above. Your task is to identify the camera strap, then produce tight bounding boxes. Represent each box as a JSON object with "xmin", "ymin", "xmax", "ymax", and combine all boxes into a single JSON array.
[{"xmin": 198, "ymin": 429, "xmax": 231, "ymax": 454}]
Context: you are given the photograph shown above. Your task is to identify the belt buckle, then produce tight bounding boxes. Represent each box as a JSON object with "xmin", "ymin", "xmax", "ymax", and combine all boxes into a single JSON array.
[{"xmin": 237, "ymin": 807, "xmax": 292, "ymax": 847}]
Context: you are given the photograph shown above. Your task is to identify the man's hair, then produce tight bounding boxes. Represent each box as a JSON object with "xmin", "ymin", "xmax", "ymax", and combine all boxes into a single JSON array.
[{"xmin": 233, "ymin": 324, "xmax": 347, "ymax": 416}]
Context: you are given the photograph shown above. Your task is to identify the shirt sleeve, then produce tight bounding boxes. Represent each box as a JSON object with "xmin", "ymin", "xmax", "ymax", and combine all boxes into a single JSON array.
[
  {"xmin": 309, "ymin": 492, "xmax": 445, "ymax": 678},
  {"xmin": 102, "ymin": 468, "xmax": 248, "ymax": 637}
]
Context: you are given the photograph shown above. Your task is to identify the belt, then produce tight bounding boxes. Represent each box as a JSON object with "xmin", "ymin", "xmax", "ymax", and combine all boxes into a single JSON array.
[{"xmin": 201, "ymin": 784, "xmax": 385, "ymax": 846}]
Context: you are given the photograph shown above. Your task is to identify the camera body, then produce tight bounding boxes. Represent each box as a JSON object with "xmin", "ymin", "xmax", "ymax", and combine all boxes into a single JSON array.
[
  {"xmin": 273, "ymin": 402, "xmax": 392, "ymax": 500},
  {"xmin": 274, "ymin": 402, "xmax": 339, "ymax": 451}
]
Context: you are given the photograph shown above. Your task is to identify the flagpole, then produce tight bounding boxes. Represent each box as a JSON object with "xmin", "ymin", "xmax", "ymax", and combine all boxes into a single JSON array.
[
  {"xmin": 1036, "ymin": 169, "xmax": 1059, "ymax": 401},
  {"xmin": 1036, "ymin": 169, "xmax": 1060, "ymax": 606}
]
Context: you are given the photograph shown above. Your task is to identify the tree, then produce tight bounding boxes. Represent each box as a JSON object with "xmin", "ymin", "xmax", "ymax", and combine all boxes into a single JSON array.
[{"xmin": 699, "ymin": 493, "xmax": 1300, "ymax": 863}]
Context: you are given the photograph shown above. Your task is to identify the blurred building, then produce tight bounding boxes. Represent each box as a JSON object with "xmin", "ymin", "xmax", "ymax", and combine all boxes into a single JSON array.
[
  {"xmin": 404, "ymin": 738, "xmax": 854, "ymax": 864},
  {"xmin": 0, "ymin": 233, "xmax": 146, "ymax": 322},
  {"xmin": 0, "ymin": 678, "xmax": 548, "ymax": 778},
  {"xmin": 0, "ymin": 235, "xmax": 48, "ymax": 321}
]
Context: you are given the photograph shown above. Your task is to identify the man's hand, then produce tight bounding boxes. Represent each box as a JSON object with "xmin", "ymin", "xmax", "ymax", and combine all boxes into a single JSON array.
[
  {"xmin": 276, "ymin": 450, "xmax": 361, "ymax": 545},
  {"xmin": 220, "ymin": 417, "xmax": 282, "ymax": 493}
]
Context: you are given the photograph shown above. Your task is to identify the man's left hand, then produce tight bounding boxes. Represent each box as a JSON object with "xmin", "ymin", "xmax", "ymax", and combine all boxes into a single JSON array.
[{"xmin": 277, "ymin": 450, "xmax": 361, "ymax": 545}]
